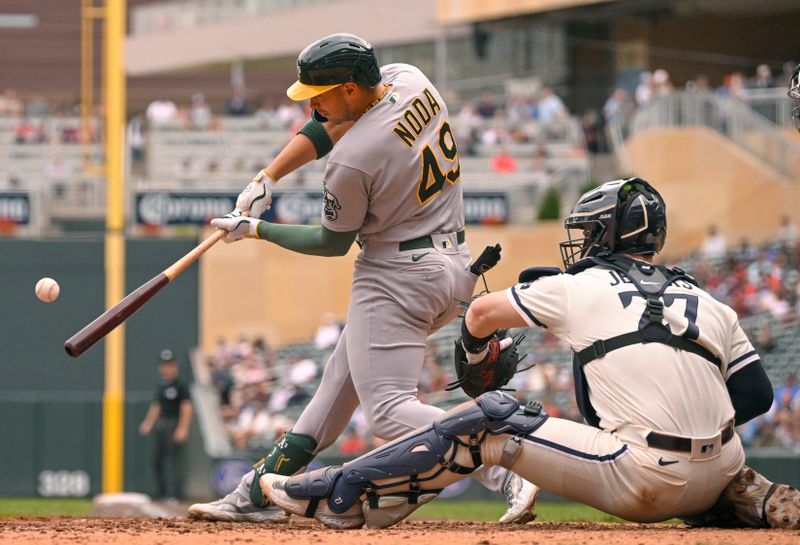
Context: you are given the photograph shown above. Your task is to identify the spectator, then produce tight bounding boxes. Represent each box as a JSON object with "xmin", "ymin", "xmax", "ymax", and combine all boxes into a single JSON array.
[
  {"xmin": 254, "ymin": 99, "xmax": 276, "ymax": 128},
  {"xmin": 228, "ymin": 383, "xmax": 274, "ymax": 449},
  {"xmin": 751, "ymin": 64, "xmax": 775, "ymax": 89},
  {"xmin": 602, "ymin": 88, "xmax": 634, "ymax": 125},
  {"xmin": 0, "ymin": 89, "xmax": 23, "ymax": 117},
  {"xmin": 778, "ymin": 214, "xmax": 798, "ymax": 245},
  {"xmin": 288, "ymin": 355, "xmax": 318, "ymax": 387},
  {"xmin": 652, "ymin": 68, "xmax": 674, "ymax": 97},
  {"xmin": 536, "ymin": 86, "xmax": 567, "ymax": 124},
  {"xmin": 581, "ymin": 111, "xmax": 602, "ymax": 154},
  {"xmin": 339, "ymin": 429, "xmax": 367, "ymax": 455},
  {"xmin": 476, "ymin": 92, "xmax": 497, "ymax": 119},
  {"xmin": 531, "ymin": 143, "xmax": 550, "ymax": 173},
  {"xmin": 26, "ymin": 94, "xmax": 49, "ymax": 119},
  {"xmin": 129, "ymin": 113, "xmax": 146, "ymax": 162},
  {"xmin": 635, "ymin": 71, "xmax": 654, "ymax": 106},
  {"xmin": 699, "ymin": 224, "xmax": 727, "ymax": 260},
  {"xmin": 146, "ymin": 97, "xmax": 178, "ymax": 124},
  {"xmin": 189, "ymin": 93, "xmax": 213, "ymax": 131},
  {"xmin": 225, "ymin": 86, "xmax": 249, "ymax": 116},
  {"xmin": 313, "ymin": 312, "xmax": 342, "ymax": 350},
  {"xmin": 490, "ymin": 146, "xmax": 518, "ymax": 173},
  {"xmin": 775, "ymin": 373, "xmax": 800, "ymax": 411}
]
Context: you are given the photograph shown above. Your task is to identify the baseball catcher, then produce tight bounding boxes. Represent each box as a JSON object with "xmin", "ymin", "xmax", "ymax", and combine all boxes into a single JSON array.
[{"xmin": 256, "ymin": 178, "xmax": 799, "ymax": 530}]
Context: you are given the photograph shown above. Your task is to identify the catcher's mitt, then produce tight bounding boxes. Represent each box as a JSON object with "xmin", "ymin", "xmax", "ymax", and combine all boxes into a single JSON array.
[{"xmin": 445, "ymin": 330, "xmax": 526, "ymax": 398}]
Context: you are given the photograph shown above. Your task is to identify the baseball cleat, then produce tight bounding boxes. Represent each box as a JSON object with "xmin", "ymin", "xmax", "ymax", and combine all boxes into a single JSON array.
[
  {"xmin": 188, "ymin": 473, "xmax": 289, "ymax": 523},
  {"xmin": 499, "ymin": 474, "xmax": 540, "ymax": 524},
  {"xmin": 261, "ymin": 473, "xmax": 365, "ymax": 529}
]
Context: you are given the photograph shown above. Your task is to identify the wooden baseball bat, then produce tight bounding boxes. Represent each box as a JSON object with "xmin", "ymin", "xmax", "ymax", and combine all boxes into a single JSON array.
[{"xmin": 64, "ymin": 228, "xmax": 228, "ymax": 357}]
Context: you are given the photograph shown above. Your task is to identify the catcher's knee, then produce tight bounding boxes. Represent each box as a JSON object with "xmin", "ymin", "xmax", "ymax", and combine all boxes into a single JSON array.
[{"xmin": 282, "ymin": 391, "xmax": 548, "ymax": 517}]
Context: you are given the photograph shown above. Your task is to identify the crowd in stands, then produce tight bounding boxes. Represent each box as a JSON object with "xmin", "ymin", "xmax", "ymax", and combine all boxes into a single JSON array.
[{"xmin": 196, "ymin": 226, "xmax": 800, "ymax": 457}]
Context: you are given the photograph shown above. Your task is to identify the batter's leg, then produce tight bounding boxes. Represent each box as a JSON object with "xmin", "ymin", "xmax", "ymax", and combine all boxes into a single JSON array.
[
  {"xmin": 292, "ymin": 325, "xmax": 360, "ymax": 450},
  {"xmin": 343, "ymin": 258, "xmax": 534, "ymax": 517}
]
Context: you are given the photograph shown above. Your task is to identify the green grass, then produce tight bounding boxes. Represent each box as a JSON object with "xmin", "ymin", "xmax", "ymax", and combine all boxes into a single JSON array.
[
  {"xmin": 0, "ymin": 498, "xmax": 92, "ymax": 517},
  {"xmin": 0, "ymin": 498, "xmax": 619, "ymax": 523},
  {"xmin": 413, "ymin": 501, "xmax": 623, "ymax": 522}
]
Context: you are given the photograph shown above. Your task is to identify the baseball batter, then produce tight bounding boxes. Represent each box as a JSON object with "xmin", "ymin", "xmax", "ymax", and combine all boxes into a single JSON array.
[
  {"xmin": 260, "ymin": 179, "xmax": 799, "ymax": 529},
  {"xmin": 189, "ymin": 33, "xmax": 538, "ymax": 523}
]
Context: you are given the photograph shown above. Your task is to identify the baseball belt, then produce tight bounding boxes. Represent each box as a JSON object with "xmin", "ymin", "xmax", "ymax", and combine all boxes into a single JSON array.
[
  {"xmin": 399, "ymin": 230, "xmax": 465, "ymax": 251},
  {"xmin": 646, "ymin": 420, "xmax": 735, "ymax": 453}
]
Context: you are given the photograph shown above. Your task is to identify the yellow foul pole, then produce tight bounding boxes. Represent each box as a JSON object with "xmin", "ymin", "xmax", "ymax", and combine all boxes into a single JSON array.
[{"xmin": 102, "ymin": 0, "xmax": 126, "ymax": 494}]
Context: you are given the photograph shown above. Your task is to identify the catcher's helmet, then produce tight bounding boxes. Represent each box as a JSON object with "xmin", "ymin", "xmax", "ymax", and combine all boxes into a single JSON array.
[
  {"xmin": 788, "ymin": 64, "xmax": 800, "ymax": 132},
  {"xmin": 286, "ymin": 33, "xmax": 381, "ymax": 101},
  {"xmin": 559, "ymin": 177, "xmax": 667, "ymax": 268}
]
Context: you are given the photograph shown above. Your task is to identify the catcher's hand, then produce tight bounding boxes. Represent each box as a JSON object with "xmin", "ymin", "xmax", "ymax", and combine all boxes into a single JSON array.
[
  {"xmin": 233, "ymin": 169, "xmax": 276, "ymax": 218},
  {"xmin": 446, "ymin": 330, "xmax": 526, "ymax": 399}
]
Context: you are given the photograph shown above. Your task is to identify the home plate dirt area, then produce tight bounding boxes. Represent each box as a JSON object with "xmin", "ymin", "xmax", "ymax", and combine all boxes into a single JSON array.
[{"xmin": 1, "ymin": 518, "xmax": 799, "ymax": 545}]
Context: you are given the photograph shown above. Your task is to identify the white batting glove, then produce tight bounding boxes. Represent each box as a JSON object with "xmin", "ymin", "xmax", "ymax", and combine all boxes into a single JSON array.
[
  {"xmin": 233, "ymin": 169, "xmax": 276, "ymax": 218},
  {"xmin": 210, "ymin": 212, "xmax": 263, "ymax": 243}
]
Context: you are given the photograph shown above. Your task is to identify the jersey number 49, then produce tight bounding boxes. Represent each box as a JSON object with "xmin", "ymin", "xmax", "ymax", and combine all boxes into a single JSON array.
[{"xmin": 417, "ymin": 121, "xmax": 461, "ymax": 205}]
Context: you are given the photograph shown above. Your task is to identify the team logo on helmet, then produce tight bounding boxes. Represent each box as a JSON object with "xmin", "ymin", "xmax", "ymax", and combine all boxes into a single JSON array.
[{"xmin": 323, "ymin": 183, "xmax": 341, "ymax": 221}]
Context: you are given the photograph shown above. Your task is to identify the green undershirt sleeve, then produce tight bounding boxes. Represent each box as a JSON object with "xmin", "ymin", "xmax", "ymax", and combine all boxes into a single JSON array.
[{"xmin": 257, "ymin": 222, "xmax": 358, "ymax": 257}]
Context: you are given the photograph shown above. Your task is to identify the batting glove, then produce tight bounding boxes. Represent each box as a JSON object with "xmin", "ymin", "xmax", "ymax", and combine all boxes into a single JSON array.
[
  {"xmin": 210, "ymin": 212, "xmax": 263, "ymax": 243},
  {"xmin": 233, "ymin": 169, "xmax": 276, "ymax": 218}
]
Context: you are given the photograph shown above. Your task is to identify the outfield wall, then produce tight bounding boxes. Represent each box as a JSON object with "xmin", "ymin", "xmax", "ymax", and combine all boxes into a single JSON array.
[{"xmin": 0, "ymin": 238, "xmax": 202, "ymax": 497}]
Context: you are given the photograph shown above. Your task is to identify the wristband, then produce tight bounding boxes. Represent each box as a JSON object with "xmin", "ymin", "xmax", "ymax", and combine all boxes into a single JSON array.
[
  {"xmin": 297, "ymin": 119, "xmax": 333, "ymax": 159},
  {"xmin": 460, "ymin": 318, "xmax": 494, "ymax": 354},
  {"xmin": 256, "ymin": 221, "xmax": 269, "ymax": 241},
  {"xmin": 254, "ymin": 169, "xmax": 277, "ymax": 185}
]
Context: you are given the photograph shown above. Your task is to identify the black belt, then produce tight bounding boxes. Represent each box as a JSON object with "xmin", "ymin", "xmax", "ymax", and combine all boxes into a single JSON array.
[
  {"xmin": 399, "ymin": 230, "xmax": 465, "ymax": 251},
  {"xmin": 646, "ymin": 421, "xmax": 735, "ymax": 453}
]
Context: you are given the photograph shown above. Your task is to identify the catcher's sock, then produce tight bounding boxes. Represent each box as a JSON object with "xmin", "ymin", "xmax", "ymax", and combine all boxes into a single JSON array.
[{"xmin": 249, "ymin": 431, "xmax": 317, "ymax": 507}]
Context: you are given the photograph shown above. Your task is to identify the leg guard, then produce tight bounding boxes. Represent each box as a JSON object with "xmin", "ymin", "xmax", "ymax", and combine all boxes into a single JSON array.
[
  {"xmin": 249, "ymin": 431, "xmax": 317, "ymax": 507},
  {"xmin": 276, "ymin": 391, "xmax": 547, "ymax": 528}
]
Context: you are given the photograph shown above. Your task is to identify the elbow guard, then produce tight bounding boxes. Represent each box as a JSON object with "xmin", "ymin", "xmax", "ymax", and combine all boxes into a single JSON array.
[{"xmin": 297, "ymin": 119, "xmax": 333, "ymax": 159}]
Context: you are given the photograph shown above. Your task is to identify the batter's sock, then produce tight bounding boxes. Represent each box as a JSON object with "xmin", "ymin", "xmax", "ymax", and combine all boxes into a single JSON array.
[{"xmin": 249, "ymin": 431, "xmax": 317, "ymax": 507}]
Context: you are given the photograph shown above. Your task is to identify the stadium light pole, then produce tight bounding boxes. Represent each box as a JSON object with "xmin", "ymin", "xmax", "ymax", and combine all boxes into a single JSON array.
[{"xmin": 102, "ymin": 0, "xmax": 127, "ymax": 494}]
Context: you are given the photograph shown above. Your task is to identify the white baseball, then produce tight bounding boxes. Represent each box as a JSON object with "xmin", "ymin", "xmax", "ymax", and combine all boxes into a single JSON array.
[{"xmin": 35, "ymin": 277, "xmax": 60, "ymax": 303}]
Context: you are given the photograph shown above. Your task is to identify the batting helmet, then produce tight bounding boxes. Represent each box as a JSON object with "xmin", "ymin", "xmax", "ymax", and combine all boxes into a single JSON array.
[
  {"xmin": 286, "ymin": 33, "xmax": 381, "ymax": 101},
  {"xmin": 560, "ymin": 177, "xmax": 667, "ymax": 268},
  {"xmin": 788, "ymin": 64, "xmax": 800, "ymax": 132}
]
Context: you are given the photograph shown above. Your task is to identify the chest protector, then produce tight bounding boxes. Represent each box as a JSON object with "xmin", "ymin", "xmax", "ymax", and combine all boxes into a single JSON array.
[{"xmin": 525, "ymin": 255, "xmax": 722, "ymax": 428}]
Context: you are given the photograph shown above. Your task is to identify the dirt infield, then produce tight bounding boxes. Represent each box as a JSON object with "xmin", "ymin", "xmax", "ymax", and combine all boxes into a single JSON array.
[{"xmin": 1, "ymin": 517, "xmax": 799, "ymax": 545}]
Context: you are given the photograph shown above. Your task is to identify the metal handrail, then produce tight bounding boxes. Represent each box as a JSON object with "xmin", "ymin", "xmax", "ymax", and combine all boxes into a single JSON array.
[{"xmin": 611, "ymin": 91, "xmax": 800, "ymax": 179}]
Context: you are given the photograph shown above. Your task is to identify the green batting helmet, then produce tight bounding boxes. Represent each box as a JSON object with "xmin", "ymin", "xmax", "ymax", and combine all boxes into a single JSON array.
[{"xmin": 286, "ymin": 33, "xmax": 381, "ymax": 101}]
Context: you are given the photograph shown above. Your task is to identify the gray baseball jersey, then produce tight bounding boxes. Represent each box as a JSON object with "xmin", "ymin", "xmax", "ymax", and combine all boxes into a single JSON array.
[
  {"xmin": 292, "ymin": 63, "xmax": 513, "ymax": 494},
  {"xmin": 320, "ymin": 63, "xmax": 464, "ymax": 244}
]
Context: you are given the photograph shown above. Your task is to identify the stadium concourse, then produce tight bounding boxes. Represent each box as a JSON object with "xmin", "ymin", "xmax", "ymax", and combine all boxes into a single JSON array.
[{"xmin": 192, "ymin": 233, "xmax": 800, "ymax": 462}]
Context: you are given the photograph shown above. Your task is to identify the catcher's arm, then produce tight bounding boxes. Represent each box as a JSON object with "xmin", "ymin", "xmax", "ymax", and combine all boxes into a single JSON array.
[
  {"xmin": 465, "ymin": 290, "xmax": 527, "ymax": 338},
  {"xmin": 446, "ymin": 291, "xmax": 529, "ymax": 398}
]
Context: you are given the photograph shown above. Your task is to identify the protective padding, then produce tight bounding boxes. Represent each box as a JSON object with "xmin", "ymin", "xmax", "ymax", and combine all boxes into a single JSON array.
[
  {"xmin": 284, "ymin": 465, "xmax": 342, "ymax": 499},
  {"xmin": 284, "ymin": 391, "xmax": 548, "ymax": 515}
]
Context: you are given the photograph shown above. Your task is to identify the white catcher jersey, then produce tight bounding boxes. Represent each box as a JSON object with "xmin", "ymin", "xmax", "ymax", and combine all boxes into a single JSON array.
[
  {"xmin": 507, "ymin": 265, "xmax": 759, "ymax": 437},
  {"xmin": 320, "ymin": 64, "xmax": 464, "ymax": 243}
]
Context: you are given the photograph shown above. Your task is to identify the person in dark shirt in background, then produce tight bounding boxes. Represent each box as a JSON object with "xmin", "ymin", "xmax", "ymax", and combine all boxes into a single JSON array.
[{"xmin": 139, "ymin": 349, "xmax": 193, "ymax": 501}]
